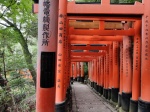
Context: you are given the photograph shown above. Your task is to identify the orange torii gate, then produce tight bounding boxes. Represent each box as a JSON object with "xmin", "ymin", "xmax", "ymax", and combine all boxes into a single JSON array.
[{"xmin": 33, "ymin": 0, "xmax": 150, "ymax": 112}]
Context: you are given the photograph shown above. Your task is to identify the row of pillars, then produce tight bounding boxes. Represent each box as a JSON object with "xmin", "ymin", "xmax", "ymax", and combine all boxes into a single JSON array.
[
  {"xmin": 35, "ymin": 0, "xmax": 150, "ymax": 112},
  {"xmin": 83, "ymin": 20, "xmax": 150, "ymax": 112},
  {"xmin": 70, "ymin": 62, "xmax": 85, "ymax": 83}
]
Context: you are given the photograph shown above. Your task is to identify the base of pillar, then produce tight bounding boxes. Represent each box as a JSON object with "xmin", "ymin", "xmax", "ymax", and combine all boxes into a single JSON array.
[
  {"xmin": 105, "ymin": 89, "xmax": 108, "ymax": 99},
  {"xmin": 74, "ymin": 78, "xmax": 77, "ymax": 81},
  {"xmin": 70, "ymin": 81, "xmax": 73, "ymax": 85},
  {"xmin": 103, "ymin": 88, "xmax": 105, "ymax": 97},
  {"xmin": 97, "ymin": 85, "xmax": 100, "ymax": 93},
  {"xmin": 108, "ymin": 88, "xmax": 111, "ymax": 100},
  {"xmin": 118, "ymin": 93, "xmax": 122, "ymax": 107},
  {"xmin": 89, "ymin": 80, "xmax": 91, "ymax": 86},
  {"xmin": 98, "ymin": 86, "xmax": 100, "ymax": 94},
  {"xmin": 90, "ymin": 81, "xmax": 92, "ymax": 87},
  {"xmin": 99, "ymin": 86, "xmax": 103, "ymax": 95},
  {"xmin": 121, "ymin": 92, "xmax": 132, "ymax": 111},
  {"xmin": 129, "ymin": 99, "xmax": 138, "ymax": 112},
  {"xmin": 103, "ymin": 88, "xmax": 108, "ymax": 99},
  {"xmin": 91, "ymin": 82, "xmax": 94, "ymax": 88},
  {"xmin": 77, "ymin": 76, "xmax": 81, "ymax": 82},
  {"xmin": 94, "ymin": 82, "xmax": 97, "ymax": 91},
  {"xmin": 70, "ymin": 77, "xmax": 73, "ymax": 85},
  {"xmin": 138, "ymin": 98, "xmax": 150, "ymax": 112},
  {"xmin": 80, "ymin": 77, "xmax": 84, "ymax": 83},
  {"xmin": 111, "ymin": 88, "xmax": 119, "ymax": 103},
  {"xmin": 96, "ymin": 85, "xmax": 99, "ymax": 92},
  {"xmin": 55, "ymin": 101, "xmax": 66, "ymax": 112},
  {"xmin": 70, "ymin": 77, "xmax": 73, "ymax": 81}
]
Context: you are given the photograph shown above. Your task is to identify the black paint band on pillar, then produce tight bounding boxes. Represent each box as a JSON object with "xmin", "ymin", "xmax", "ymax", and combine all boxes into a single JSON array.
[
  {"xmin": 40, "ymin": 52, "xmax": 55, "ymax": 88},
  {"xmin": 121, "ymin": 92, "xmax": 132, "ymax": 111},
  {"xmin": 138, "ymin": 98, "xmax": 150, "ymax": 112},
  {"xmin": 118, "ymin": 93, "xmax": 122, "ymax": 107},
  {"xmin": 55, "ymin": 100, "xmax": 66, "ymax": 112},
  {"xmin": 111, "ymin": 88, "xmax": 119, "ymax": 103},
  {"xmin": 129, "ymin": 99, "xmax": 138, "ymax": 112},
  {"xmin": 108, "ymin": 88, "xmax": 111, "ymax": 100}
]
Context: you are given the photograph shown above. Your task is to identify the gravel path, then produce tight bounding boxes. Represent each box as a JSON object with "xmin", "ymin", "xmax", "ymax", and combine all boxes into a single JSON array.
[{"xmin": 72, "ymin": 82, "xmax": 117, "ymax": 112}]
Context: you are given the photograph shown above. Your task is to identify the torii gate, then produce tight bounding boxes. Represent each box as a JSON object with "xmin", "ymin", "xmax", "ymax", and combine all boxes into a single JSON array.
[{"xmin": 33, "ymin": 0, "xmax": 150, "ymax": 112}]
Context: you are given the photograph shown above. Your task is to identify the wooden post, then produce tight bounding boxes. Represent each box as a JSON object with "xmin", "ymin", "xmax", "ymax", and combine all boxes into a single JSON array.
[
  {"xmin": 55, "ymin": 0, "xmax": 67, "ymax": 111},
  {"xmin": 118, "ymin": 42, "xmax": 123, "ymax": 107},
  {"xmin": 76, "ymin": 62, "xmax": 80, "ymax": 82},
  {"xmin": 97, "ymin": 57, "xmax": 100, "ymax": 93},
  {"xmin": 103, "ymin": 55, "xmax": 107, "ymax": 98},
  {"xmin": 138, "ymin": 0, "xmax": 150, "ymax": 111},
  {"xmin": 100, "ymin": 56, "xmax": 104, "ymax": 95},
  {"xmin": 80, "ymin": 62, "xmax": 84, "ymax": 83},
  {"xmin": 129, "ymin": 20, "xmax": 141, "ymax": 112},
  {"xmin": 105, "ymin": 51, "xmax": 109, "ymax": 99},
  {"xmin": 74, "ymin": 62, "xmax": 77, "ymax": 81},
  {"xmin": 36, "ymin": 0, "xmax": 58, "ymax": 112},
  {"xmin": 93, "ymin": 59, "xmax": 97, "ymax": 91},
  {"xmin": 111, "ymin": 41, "xmax": 120, "ymax": 103},
  {"xmin": 122, "ymin": 22, "xmax": 132, "ymax": 111},
  {"xmin": 108, "ymin": 44, "xmax": 113, "ymax": 100},
  {"xmin": 70, "ymin": 62, "xmax": 74, "ymax": 84}
]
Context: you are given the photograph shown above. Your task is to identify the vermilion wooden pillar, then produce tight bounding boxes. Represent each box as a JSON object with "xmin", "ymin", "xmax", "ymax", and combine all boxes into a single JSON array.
[
  {"xmin": 74, "ymin": 62, "xmax": 77, "ymax": 81},
  {"xmin": 108, "ymin": 44, "xmax": 113, "ymax": 100},
  {"xmin": 111, "ymin": 41, "xmax": 119, "ymax": 103},
  {"xmin": 105, "ymin": 52, "xmax": 109, "ymax": 99},
  {"xmin": 88, "ymin": 62, "xmax": 90, "ymax": 85},
  {"xmin": 118, "ymin": 42, "xmax": 123, "ymax": 107},
  {"xmin": 89, "ymin": 61, "xmax": 93, "ymax": 87},
  {"xmin": 96, "ymin": 58, "xmax": 99, "ymax": 92},
  {"xmin": 63, "ymin": 29, "xmax": 67, "ymax": 100},
  {"xmin": 76, "ymin": 62, "xmax": 80, "ymax": 82},
  {"xmin": 138, "ymin": 0, "xmax": 150, "ymax": 111},
  {"xmin": 129, "ymin": 20, "xmax": 141, "ymax": 112},
  {"xmin": 92, "ymin": 60, "xmax": 95, "ymax": 88},
  {"xmin": 88, "ymin": 61, "xmax": 91, "ymax": 86},
  {"xmin": 98, "ymin": 56, "xmax": 102, "ymax": 94},
  {"xmin": 97, "ymin": 57, "xmax": 100, "ymax": 93},
  {"xmin": 95, "ymin": 58, "xmax": 98, "ymax": 91},
  {"xmin": 97, "ymin": 57, "xmax": 99, "ymax": 92},
  {"xmin": 103, "ymin": 55, "xmax": 107, "ymax": 98},
  {"xmin": 64, "ymin": 35, "xmax": 68, "ymax": 94},
  {"xmin": 122, "ymin": 22, "xmax": 132, "ymax": 112},
  {"xmin": 100, "ymin": 56, "xmax": 104, "ymax": 95},
  {"xmin": 80, "ymin": 62, "xmax": 84, "ymax": 83},
  {"xmin": 36, "ymin": 0, "xmax": 58, "ymax": 112},
  {"xmin": 70, "ymin": 62, "xmax": 74, "ymax": 84},
  {"xmin": 93, "ymin": 59, "xmax": 97, "ymax": 90},
  {"xmin": 55, "ymin": 0, "xmax": 67, "ymax": 111}
]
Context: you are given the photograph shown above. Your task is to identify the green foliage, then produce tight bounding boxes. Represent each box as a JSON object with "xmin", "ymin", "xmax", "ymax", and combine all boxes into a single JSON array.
[
  {"xmin": 0, "ymin": 71, "xmax": 35, "ymax": 111},
  {"xmin": 84, "ymin": 62, "xmax": 88, "ymax": 75},
  {"xmin": 0, "ymin": 88, "xmax": 12, "ymax": 111},
  {"xmin": 111, "ymin": 0, "xmax": 142, "ymax": 3},
  {"xmin": 0, "ymin": 0, "xmax": 37, "ymax": 111},
  {"xmin": 75, "ymin": 0, "xmax": 101, "ymax": 2}
]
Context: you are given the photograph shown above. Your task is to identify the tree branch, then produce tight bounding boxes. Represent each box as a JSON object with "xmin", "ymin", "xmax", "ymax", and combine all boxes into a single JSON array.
[
  {"xmin": 0, "ymin": 0, "xmax": 17, "ymax": 18},
  {"xmin": 0, "ymin": 22, "xmax": 10, "ymax": 27},
  {"xmin": 1, "ymin": 16, "xmax": 17, "ymax": 28}
]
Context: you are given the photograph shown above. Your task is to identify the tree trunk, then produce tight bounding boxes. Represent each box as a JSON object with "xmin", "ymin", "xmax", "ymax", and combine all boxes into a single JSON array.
[
  {"xmin": 0, "ymin": 74, "xmax": 6, "ymax": 87},
  {"xmin": 17, "ymin": 30, "xmax": 36, "ymax": 86},
  {"xmin": 1, "ymin": 17, "xmax": 37, "ymax": 87}
]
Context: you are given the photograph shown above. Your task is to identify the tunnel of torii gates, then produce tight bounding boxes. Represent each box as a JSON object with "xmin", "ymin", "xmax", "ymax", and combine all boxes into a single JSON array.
[{"xmin": 32, "ymin": 0, "xmax": 150, "ymax": 112}]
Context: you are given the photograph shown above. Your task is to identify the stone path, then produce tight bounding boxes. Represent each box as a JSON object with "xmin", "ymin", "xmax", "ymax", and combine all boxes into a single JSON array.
[{"xmin": 72, "ymin": 82, "xmax": 117, "ymax": 112}]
